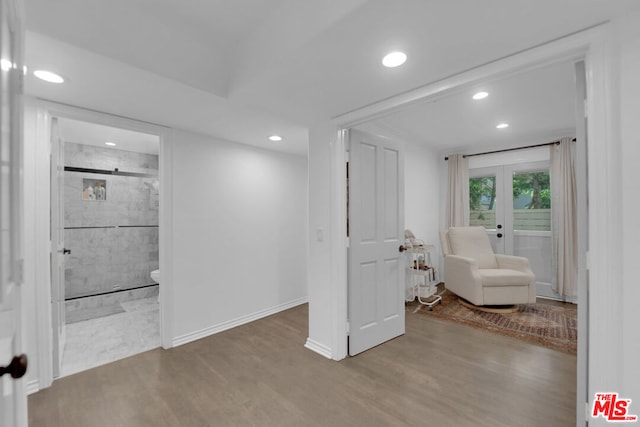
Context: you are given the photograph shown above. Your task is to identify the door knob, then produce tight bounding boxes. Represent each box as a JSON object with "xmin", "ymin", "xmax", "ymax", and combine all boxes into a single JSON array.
[
  {"xmin": 0, "ymin": 354, "xmax": 28, "ymax": 379},
  {"xmin": 497, "ymin": 224, "xmax": 503, "ymax": 229},
  {"xmin": 497, "ymin": 233, "xmax": 503, "ymax": 238},
  {"xmin": 62, "ymin": 248, "xmax": 71, "ymax": 255},
  {"xmin": 399, "ymin": 245, "xmax": 406, "ymax": 253}
]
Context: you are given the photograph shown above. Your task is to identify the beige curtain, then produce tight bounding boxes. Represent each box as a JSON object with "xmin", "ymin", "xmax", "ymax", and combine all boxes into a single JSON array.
[
  {"xmin": 446, "ymin": 154, "xmax": 469, "ymax": 227},
  {"xmin": 550, "ymin": 137, "xmax": 578, "ymax": 297}
]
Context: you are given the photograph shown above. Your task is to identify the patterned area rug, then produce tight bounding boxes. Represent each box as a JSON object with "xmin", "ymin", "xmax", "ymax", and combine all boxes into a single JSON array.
[{"xmin": 409, "ymin": 290, "xmax": 577, "ymax": 355}]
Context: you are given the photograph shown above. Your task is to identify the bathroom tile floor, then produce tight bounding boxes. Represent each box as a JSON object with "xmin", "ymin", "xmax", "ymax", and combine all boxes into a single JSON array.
[{"xmin": 61, "ymin": 296, "xmax": 160, "ymax": 377}]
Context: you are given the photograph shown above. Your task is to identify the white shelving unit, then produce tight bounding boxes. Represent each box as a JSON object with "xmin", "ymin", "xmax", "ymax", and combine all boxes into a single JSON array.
[{"xmin": 405, "ymin": 245, "xmax": 441, "ymax": 310}]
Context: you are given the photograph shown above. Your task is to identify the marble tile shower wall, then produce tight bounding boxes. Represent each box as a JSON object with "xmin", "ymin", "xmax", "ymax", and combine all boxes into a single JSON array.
[
  {"xmin": 64, "ymin": 143, "xmax": 159, "ymax": 299},
  {"xmin": 65, "ymin": 142, "xmax": 158, "ymax": 173},
  {"xmin": 65, "ymin": 173, "xmax": 159, "ymax": 227}
]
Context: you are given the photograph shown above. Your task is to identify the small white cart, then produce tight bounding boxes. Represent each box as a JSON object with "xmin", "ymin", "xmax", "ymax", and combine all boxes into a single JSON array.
[{"xmin": 404, "ymin": 245, "xmax": 441, "ymax": 310}]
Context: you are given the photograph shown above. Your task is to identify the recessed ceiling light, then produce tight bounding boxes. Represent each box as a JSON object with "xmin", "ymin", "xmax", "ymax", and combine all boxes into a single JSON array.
[
  {"xmin": 382, "ymin": 51, "xmax": 407, "ymax": 68},
  {"xmin": 268, "ymin": 135, "xmax": 282, "ymax": 142},
  {"xmin": 496, "ymin": 123, "xmax": 509, "ymax": 129},
  {"xmin": 472, "ymin": 91, "xmax": 489, "ymax": 100},
  {"xmin": 105, "ymin": 142, "xmax": 117, "ymax": 146},
  {"xmin": 33, "ymin": 69, "xmax": 64, "ymax": 84},
  {"xmin": 1, "ymin": 59, "xmax": 13, "ymax": 71}
]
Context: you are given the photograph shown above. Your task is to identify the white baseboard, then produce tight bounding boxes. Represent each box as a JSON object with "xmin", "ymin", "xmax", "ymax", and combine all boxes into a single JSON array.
[
  {"xmin": 304, "ymin": 338, "xmax": 333, "ymax": 359},
  {"xmin": 537, "ymin": 282, "xmax": 578, "ymax": 304},
  {"xmin": 172, "ymin": 296, "xmax": 308, "ymax": 347},
  {"xmin": 26, "ymin": 379, "xmax": 40, "ymax": 395}
]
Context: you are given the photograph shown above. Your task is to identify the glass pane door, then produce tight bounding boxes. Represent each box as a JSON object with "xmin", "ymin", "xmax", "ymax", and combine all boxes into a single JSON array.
[
  {"xmin": 510, "ymin": 168, "xmax": 555, "ymax": 297},
  {"xmin": 512, "ymin": 171, "xmax": 551, "ymax": 231},
  {"xmin": 469, "ymin": 175, "xmax": 497, "ymax": 229},
  {"xmin": 469, "ymin": 167, "xmax": 504, "ymax": 253},
  {"xmin": 468, "ymin": 163, "xmax": 559, "ymax": 299}
]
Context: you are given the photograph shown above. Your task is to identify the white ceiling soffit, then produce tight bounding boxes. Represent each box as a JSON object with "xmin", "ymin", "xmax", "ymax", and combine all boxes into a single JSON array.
[
  {"xmin": 356, "ymin": 60, "xmax": 578, "ymax": 154},
  {"xmin": 24, "ymin": 32, "xmax": 309, "ymax": 156},
  {"xmin": 58, "ymin": 118, "xmax": 160, "ymax": 155},
  {"xmin": 24, "ymin": 0, "xmax": 288, "ymax": 98}
]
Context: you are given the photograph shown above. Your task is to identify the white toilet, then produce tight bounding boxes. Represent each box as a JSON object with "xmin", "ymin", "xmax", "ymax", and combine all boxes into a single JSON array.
[{"xmin": 150, "ymin": 269, "xmax": 160, "ymax": 283}]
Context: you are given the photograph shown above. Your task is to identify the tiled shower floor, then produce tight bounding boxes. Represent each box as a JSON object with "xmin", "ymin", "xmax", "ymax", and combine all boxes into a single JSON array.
[{"xmin": 60, "ymin": 296, "xmax": 160, "ymax": 377}]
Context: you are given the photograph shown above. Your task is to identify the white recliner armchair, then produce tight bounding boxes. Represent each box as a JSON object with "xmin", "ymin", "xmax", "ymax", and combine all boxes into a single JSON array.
[{"xmin": 440, "ymin": 226, "xmax": 536, "ymax": 306}]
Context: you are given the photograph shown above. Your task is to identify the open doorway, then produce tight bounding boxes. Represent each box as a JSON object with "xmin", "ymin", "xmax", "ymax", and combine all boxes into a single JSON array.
[
  {"xmin": 341, "ymin": 57, "xmax": 588, "ymax": 422},
  {"xmin": 353, "ymin": 59, "xmax": 586, "ymax": 303},
  {"xmin": 50, "ymin": 116, "xmax": 162, "ymax": 377}
]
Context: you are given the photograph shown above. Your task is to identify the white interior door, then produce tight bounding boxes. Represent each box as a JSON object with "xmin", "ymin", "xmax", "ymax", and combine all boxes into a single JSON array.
[
  {"xmin": 348, "ymin": 130, "xmax": 405, "ymax": 356},
  {"xmin": 50, "ymin": 117, "xmax": 66, "ymax": 378},
  {"xmin": 470, "ymin": 162, "xmax": 557, "ymax": 299},
  {"xmin": 0, "ymin": 0, "xmax": 27, "ymax": 424}
]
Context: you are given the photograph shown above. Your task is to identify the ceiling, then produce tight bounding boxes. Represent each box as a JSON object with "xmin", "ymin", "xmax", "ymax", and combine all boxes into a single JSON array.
[
  {"xmin": 58, "ymin": 118, "xmax": 160, "ymax": 155},
  {"xmin": 357, "ymin": 60, "xmax": 578, "ymax": 154},
  {"xmin": 22, "ymin": 0, "xmax": 640, "ymax": 156}
]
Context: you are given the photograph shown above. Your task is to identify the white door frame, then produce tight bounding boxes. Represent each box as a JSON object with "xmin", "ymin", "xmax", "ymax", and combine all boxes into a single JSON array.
[
  {"xmin": 325, "ymin": 24, "xmax": 617, "ymax": 426},
  {"xmin": 31, "ymin": 100, "xmax": 174, "ymax": 389}
]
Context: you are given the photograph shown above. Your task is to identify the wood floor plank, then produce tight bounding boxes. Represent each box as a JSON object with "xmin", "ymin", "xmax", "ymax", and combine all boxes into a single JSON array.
[{"xmin": 29, "ymin": 304, "xmax": 576, "ymax": 426}]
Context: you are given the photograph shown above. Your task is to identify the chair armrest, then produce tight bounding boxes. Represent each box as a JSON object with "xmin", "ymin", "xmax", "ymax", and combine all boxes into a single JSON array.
[
  {"xmin": 445, "ymin": 254, "xmax": 478, "ymax": 270},
  {"xmin": 495, "ymin": 254, "xmax": 532, "ymax": 273}
]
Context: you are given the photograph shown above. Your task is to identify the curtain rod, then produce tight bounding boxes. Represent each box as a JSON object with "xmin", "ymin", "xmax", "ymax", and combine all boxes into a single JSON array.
[{"xmin": 444, "ymin": 137, "xmax": 576, "ymax": 161}]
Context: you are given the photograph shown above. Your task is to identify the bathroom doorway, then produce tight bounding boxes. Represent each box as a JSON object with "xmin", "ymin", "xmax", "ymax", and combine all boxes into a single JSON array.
[{"xmin": 50, "ymin": 116, "xmax": 162, "ymax": 377}]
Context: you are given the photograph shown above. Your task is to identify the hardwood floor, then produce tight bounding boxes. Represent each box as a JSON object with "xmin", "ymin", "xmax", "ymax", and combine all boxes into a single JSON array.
[{"xmin": 28, "ymin": 303, "xmax": 576, "ymax": 426}]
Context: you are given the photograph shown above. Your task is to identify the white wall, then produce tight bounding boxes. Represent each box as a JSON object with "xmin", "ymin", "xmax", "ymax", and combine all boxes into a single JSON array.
[
  {"xmin": 169, "ymin": 129, "xmax": 308, "ymax": 343},
  {"xmin": 305, "ymin": 123, "xmax": 335, "ymax": 358},
  {"xmin": 404, "ymin": 141, "xmax": 441, "ymax": 248},
  {"xmin": 404, "ymin": 141, "xmax": 441, "ymax": 276},
  {"xmin": 466, "ymin": 146, "xmax": 549, "ymax": 169},
  {"xmin": 22, "ymin": 101, "xmax": 309, "ymax": 390},
  {"xmin": 616, "ymin": 9, "xmax": 640, "ymax": 408}
]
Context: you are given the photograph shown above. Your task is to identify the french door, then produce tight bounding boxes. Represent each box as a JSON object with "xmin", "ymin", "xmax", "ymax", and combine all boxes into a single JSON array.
[{"xmin": 469, "ymin": 161, "xmax": 558, "ymax": 299}]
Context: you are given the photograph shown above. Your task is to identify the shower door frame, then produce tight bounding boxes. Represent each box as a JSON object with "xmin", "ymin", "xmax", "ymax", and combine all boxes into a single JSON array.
[
  {"xmin": 33, "ymin": 100, "xmax": 173, "ymax": 389},
  {"xmin": 49, "ymin": 117, "xmax": 66, "ymax": 379}
]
